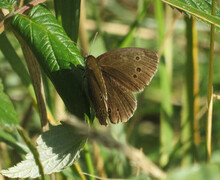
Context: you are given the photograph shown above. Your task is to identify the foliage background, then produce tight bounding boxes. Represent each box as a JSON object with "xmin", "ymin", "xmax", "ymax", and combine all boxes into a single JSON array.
[{"xmin": 0, "ymin": 0, "xmax": 220, "ymax": 179}]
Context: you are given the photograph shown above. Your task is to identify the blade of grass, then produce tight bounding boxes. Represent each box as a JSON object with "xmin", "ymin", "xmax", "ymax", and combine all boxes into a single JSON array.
[
  {"xmin": 0, "ymin": 33, "xmax": 31, "ymax": 88},
  {"xmin": 206, "ymin": 0, "xmax": 215, "ymax": 163},
  {"xmin": 181, "ymin": 16, "xmax": 199, "ymax": 166},
  {"xmin": 155, "ymin": 0, "xmax": 174, "ymax": 167},
  {"xmin": 164, "ymin": 5, "xmax": 173, "ymax": 80},
  {"xmin": 92, "ymin": 142, "xmax": 107, "ymax": 178},
  {"xmin": 192, "ymin": 17, "xmax": 200, "ymax": 159},
  {"xmin": 118, "ymin": 0, "xmax": 150, "ymax": 48},
  {"xmin": 84, "ymin": 144, "xmax": 95, "ymax": 180}
]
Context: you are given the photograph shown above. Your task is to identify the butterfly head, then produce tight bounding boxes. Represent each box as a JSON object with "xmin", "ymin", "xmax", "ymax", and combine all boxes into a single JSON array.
[{"xmin": 85, "ymin": 55, "xmax": 98, "ymax": 70}]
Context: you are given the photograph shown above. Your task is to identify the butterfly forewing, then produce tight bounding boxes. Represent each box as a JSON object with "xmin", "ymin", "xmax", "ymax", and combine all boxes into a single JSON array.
[
  {"xmin": 86, "ymin": 55, "xmax": 108, "ymax": 125},
  {"xmin": 97, "ymin": 47, "xmax": 159, "ymax": 92}
]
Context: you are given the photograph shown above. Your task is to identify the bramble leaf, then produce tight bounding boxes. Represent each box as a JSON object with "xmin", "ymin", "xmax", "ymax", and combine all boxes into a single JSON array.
[{"xmin": 1, "ymin": 124, "xmax": 87, "ymax": 178}]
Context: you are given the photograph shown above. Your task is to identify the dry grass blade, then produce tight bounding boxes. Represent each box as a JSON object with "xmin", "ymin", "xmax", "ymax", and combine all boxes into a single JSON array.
[
  {"xmin": 206, "ymin": 93, "xmax": 213, "ymax": 162},
  {"xmin": 206, "ymin": 0, "xmax": 215, "ymax": 163},
  {"xmin": 158, "ymin": 12, "xmax": 182, "ymax": 59},
  {"xmin": 213, "ymin": 94, "xmax": 220, "ymax": 100},
  {"xmin": 14, "ymin": 33, "xmax": 49, "ymax": 132}
]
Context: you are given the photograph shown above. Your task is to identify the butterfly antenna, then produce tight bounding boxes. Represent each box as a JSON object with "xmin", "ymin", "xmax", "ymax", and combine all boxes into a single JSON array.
[
  {"xmin": 68, "ymin": 40, "xmax": 87, "ymax": 56},
  {"xmin": 88, "ymin": 32, "xmax": 98, "ymax": 55}
]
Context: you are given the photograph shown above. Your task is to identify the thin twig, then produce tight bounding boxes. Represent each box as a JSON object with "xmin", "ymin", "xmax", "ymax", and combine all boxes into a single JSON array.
[
  {"xmin": 158, "ymin": 12, "xmax": 182, "ymax": 59},
  {"xmin": 0, "ymin": 0, "xmax": 46, "ymax": 32},
  {"xmin": 63, "ymin": 116, "xmax": 166, "ymax": 179},
  {"xmin": 15, "ymin": 0, "xmax": 46, "ymax": 14},
  {"xmin": 81, "ymin": 172, "xmax": 126, "ymax": 180},
  {"xmin": 85, "ymin": 19, "xmax": 156, "ymax": 40},
  {"xmin": 213, "ymin": 94, "xmax": 220, "ymax": 100},
  {"xmin": 196, "ymin": 103, "xmax": 207, "ymax": 122}
]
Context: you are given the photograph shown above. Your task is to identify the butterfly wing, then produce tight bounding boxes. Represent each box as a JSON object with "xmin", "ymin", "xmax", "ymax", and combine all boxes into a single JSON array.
[
  {"xmin": 86, "ymin": 55, "xmax": 108, "ymax": 126},
  {"xmin": 103, "ymin": 72, "xmax": 137, "ymax": 123},
  {"xmin": 97, "ymin": 47, "xmax": 159, "ymax": 92}
]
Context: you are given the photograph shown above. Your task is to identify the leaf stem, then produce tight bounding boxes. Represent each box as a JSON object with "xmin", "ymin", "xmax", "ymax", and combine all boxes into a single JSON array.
[
  {"xmin": 73, "ymin": 163, "xmax": 87, "ymax": 180},
  {"xmin": 15, "ymin": 0, "xmax": 46, "ymax": 14},
  {"xmin": 17, "ymin": 127, "xmax": 45, "ymax": 180}
]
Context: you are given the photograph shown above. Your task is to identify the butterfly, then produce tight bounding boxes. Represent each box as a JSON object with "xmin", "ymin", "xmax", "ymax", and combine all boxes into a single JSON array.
[{"xmin": 86, "ymin": 47, "xmax": 159, "ymax": 126}]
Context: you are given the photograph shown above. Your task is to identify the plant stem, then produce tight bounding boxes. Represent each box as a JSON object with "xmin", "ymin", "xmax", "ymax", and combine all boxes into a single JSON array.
[
  {"xmin": 155, "ymin": 0, "xmax": 173, "ymax": 167},
  {"xmin": 182, "ymin": 16, "xmax": 199, "ymax": 166},
  {"xmin": 84, "ymin": 144, "xmax": 96, "ymax": 180},
  {"xmin": 17, "ymin": 127, "xmax": 45, "ymax": 180},
  {"xmin": 206, "ymin": 0, "xmax": 215, "ymax": 163}
]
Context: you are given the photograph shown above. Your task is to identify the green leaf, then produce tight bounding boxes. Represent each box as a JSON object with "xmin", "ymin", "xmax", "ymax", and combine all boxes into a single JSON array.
[
  {"xmin": 0, "ymin": 0, "xmax": 16, "ymax": 10},
  {"xmin": 54, "ymin": 0, "xmax": 81, "ymax": 42},
  {"xmin": 1, "ymin": 124, "xmax": 87, "ymax": 178},
  {"xmin": 12, "ymin": 5, "xmax": 84, "ymax": 72},
  {"xmin": 0, "ymin": 78, "xmax": 18, "ymax": 127},
  {"xmin": 0, "ymin": 128, "xmax": 28, "ymax": 154},
  {"xmin": 0, "ymin": 32, "xmax": 31, "ymax": 87},
  {"xmin": 160, "ymin": 0, "xmax": 220, "ymax": 31},
  {"xmin": 10, "ymin": 5, "xmax": 90, "ymax": 119}
]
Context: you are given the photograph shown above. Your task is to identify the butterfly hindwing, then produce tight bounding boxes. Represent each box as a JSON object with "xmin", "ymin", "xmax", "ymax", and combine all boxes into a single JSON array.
[{"xmin": 103, "ymin": 72, "xmax": 137, "ymax": 123}]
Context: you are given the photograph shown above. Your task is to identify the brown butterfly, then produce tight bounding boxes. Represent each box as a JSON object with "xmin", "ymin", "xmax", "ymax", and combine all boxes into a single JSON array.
[{"xmin": 86, "ymin": 47, "xmax": 159, "ymax": 126}]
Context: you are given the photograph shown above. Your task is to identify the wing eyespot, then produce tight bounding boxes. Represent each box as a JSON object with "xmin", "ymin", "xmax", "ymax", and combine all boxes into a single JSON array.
[
  {"xmin": 133, "ymin": 74, "xmax": 137, "ymax": 78},
  {"xmin": 108, "ymin": 108, "xmax": 111, "ymax": 114},
  {"xmin": 136, "ymin": 67, "xmax": 141, "ymax": 72},
  {"xmin": 99, "ymin": 92, "xmax": 103, "ymax": 99},
  {"xmin": 136, "ymin": 56, "xmax": 140, "ymax": 60}
]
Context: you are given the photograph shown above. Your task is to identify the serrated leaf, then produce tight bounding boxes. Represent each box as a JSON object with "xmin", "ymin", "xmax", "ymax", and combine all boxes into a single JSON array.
[
  {"xmin": 10, "ymin": 5, "xmax": 90, "ymax": 119},
  {"xmin": 160, "ymin": 0, "xmax": 220, "ymax": 31},
  {"xmin": 1, "ymin": 124, "xmax": 87, "ymax": 178},
  {"xmin": 0, "ymin": 78, "xmax": 18, "ymax": 127},
  {"xmin": 12, "ymin": 5, "xmax": 84, "ymax": 73},
  {"xmin": 0, "ymin": 0, "xmax": 16, "ymax": 10}
]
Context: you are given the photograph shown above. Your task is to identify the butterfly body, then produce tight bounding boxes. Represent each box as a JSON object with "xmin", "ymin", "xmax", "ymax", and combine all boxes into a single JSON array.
[{"xmin": 86, "ymin": 47, "xmax": 159, "ymax": 126}]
